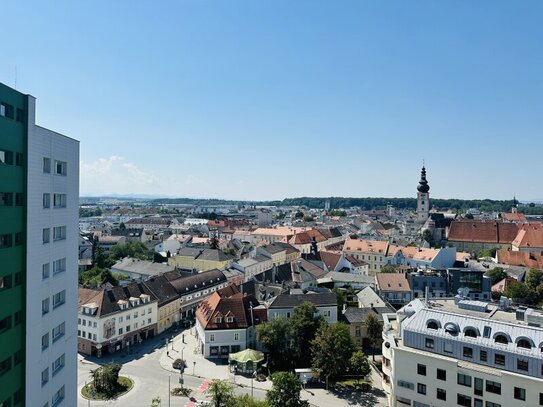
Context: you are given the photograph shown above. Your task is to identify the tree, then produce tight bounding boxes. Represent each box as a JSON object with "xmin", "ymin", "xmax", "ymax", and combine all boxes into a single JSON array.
[
  {"xmin": 311, "ymin": 323, "xmax": 356, "ymax": 386},
  {"xmin": 505, "ymin": 282, "xmax": 537, "ymax": 305},
  {"xmin": 349, "ymin": 351, "xmax": 371, "ymax": 384},
  {"xmin": 256, "ymin": 317, "xmax": 292, "ymax": 370},
  {"xmin": 525, "ymin": 268, "xmax": 543, "ymax": 290},
  {"xmin": 294, "ymin": 211, "xmax": 304, "ymax": 219},
  {"xmin": 90, "ymin": 362, "xmax": 122, "ymax": 396},
  {"xmin": 485, "ymin": 267, "xmax": 507, "ymax": 285},
  {"xmin": 108, "ymin": 241, "xmax": 150, "ymax": 263},
  {"xmin": 266, "ymin": 372, "xmax": 309, "ymax": 407},
  {"xmin": 289, "ymin": 302, "xmax": 325, "ymax": 366},
  {"xmin": 421, "ymin": 229, "xmax": 435, "ymax": 247},
  {"xmin": 380, "ymin": 264, "xmax": 396, "ymax": 273},
  {"xmin": 303, "ymin": 215, "xmax": 314, "ymax": 222},
  {"xmin": 332, "ymin": 288, "xmax": 347, "ymax": 312},
  {"xmin": 228, "ymin": 394, "xmax": 269, "ymax": 407},
  {"xmin": 365, "ymin": 313, "xmax": 382, "ymax": 361},
  {"xmin": 208, "ymin": 234, "xmax": 220, "ymax": 250},
  {"xmin": 206, "ymin": 379, "xmax": 234, "ymax": 407}
]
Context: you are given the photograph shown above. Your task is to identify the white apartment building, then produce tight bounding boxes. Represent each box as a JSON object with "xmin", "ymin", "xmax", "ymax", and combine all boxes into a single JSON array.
[
  {"xmin": 26, "ymin": 97, "xmax": 79, "ymax": 406},
  {"xmin": 78, "ymin": 283, "xmax": 158, "ymax": 357},
  {"xmin": 382, "ymin": 298, "xmax": 543, "ymax": 407}
]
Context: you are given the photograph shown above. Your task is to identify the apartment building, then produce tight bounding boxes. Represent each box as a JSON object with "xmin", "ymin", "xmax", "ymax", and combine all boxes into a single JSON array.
[
  {"xmin": 382, "ymin": 298, "xmax": 543, "ymax": 407},
  {"xmin": 0, "ymin": 83, "xmax": 79, "ymax": 407}
]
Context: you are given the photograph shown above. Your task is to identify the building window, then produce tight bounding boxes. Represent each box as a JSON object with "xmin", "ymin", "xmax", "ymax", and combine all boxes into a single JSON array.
[
  {"xmin": 126, "ymin": 325, "xmax": 131, "ymax": 332},
  {"xmin": 215, "ymin": 317, "xmax": 222, "ymax": 323},
  {"xmin": 323, "ymin": 310, "xmax": 331, "ymax": 317},
  {"xmin": 474, "ymin": 377, "xmax": 483, "ymax": 396},
  {"xmin": 54, "ymin": 160, "xmax": 67, "ymax": 176},
  {"xmin": 42, "ymin": 298, "xmax": 50, "ymax": 315},
  {"xmin": 0, "ymin": 233, "xmax": 13, "ymax": 248},
  {"xmin": 480, "ymin": 350, "xmax": 487, "ymax": 362},
  {"xmin": 234, "ymin": 333, "xmax": 239, "ymax": 341},
  {"xmin": 42, "ymin": 333, "xmax": 49, "ymax": 350},
  {"xmin": 14, "ymin": 232, "xmax": 22, "ymax": 246},
  {"xmin": 437, "ymin": 388, "xmax": 446, "ymax": 401},
  {"xmin": 41, "ymin": 368, "xmax": 49, "ymax": 386},
  {"xmin": 16, "ymin": 108, "xmax": 24, "ymax": 123},
  {"xmin": 457, "ymin": 394, "xmax": 472, "ymax": 407},
  {"xmin": 43, "ymin": 193, "xmax": 50, "ymax": 208},
  {"xmin": 424, "ymin": 338, "xmax": 434, "ymax": 349},
  {"xmin": 486, "ymin": 380, "xmax": 501, "ymax": 394},
  {"xmin": 15, "ymin": 193, "xmax": 23, "ymax": 206},
  {"xmin": 417, "ymin": 364, "xmax": 426, "ymax": 376},
  {"xmin": 53, "ymin": 226, "xmax": 66, "ymax": 241},
  {"xmin": 539, "ymin": 392, "xmax": 543, "ymax": 406},
  {"xmin": 52, "ymin": 322, "xmax": 65, "ymax": 342},
  {"xmin": 486, "ymin": 402, "xmax": 501, "ymax": 407},
  {"xmin": 0, "ymin": 102, "xmax": 14, "ymax": 118},
  {"xmin": 457, "ymin": 373, "xmax": 471, "ymax": 387},
  {"xmin": 51, "ymin": 354, "xmax": 65, "ymax": 375},
  {"xmin": 0, "ymin": 192, "xmax": 13, "ymax": 206},
  {"xmin": 42, "ymin": 228, "xmax": 50, "ymax": 244},
  {"xmin": 494, "ymin": 354, "xmax": 505, "ymax": 366},
  {"xmin": 53, "ymin": 258, "xmax": 66, "ymax": 275},
  {"xmin": 436, "ymin": 368, "xmax": 446, "ymax": 381},
  {"xmin": 0, "ymin": 357, "xmax": 12, "ymax": 376},
  {"xmin": 0, "ymin": 150, "xmax": 14, "ymax": 164},
  {"xmin": 397, "ymin": 380, "xmax": 414, "ymax": 390},
  {"xmin": 463, "ymin": 346, "xmax": 473, "ymax": 358},
  {"xmin": 53, "ymin": 194, "xmax": 66, "ymax": 208},
  {"xmin": 0, "ymin": 316, "xmax": 12, "ymax": 333},
  {"xmin": 52, "ymin": 290, "xmax": 66, "ymax": 309},
  {"xmin": 494, "ymin": 334, "xmax": 509, "ymax": 345},
  {"xmin": 517, "ymin": 359, "xmax": 529, "ymax": 371},
  {"xmin": 51, "ymin": 385, "xmax": 65, "ymax": 407},
  {"xmin": 417, "ymin": 383, "xmax": 426, "ymax": 395},
  {"xmin": 514, "ymin": 387, "xmax": 526, "ymax": 401},
  {"xmin": 443, "ymin": 341, "xmax": 453, "ymax": 353},
  {"xmin": 0, "ymin": 275, "xmax": 12, "ymax": 291},
  {"xmin": 43, "ymin": 157, "xmax": 51, "ymax": 173}
]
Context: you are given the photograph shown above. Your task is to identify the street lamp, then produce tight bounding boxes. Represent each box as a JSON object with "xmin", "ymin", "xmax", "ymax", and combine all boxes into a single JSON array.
[
  {"xmin": 251, "ymin": 371, "xmax": 257, "ymax": 399},
  {"xmin": 168, "ymin": 374, "xmax": 171, "ymax": 407},
  {"xmin": 193, "ymin": 361, "xmax": 196, "ymax": 376},
  {"xmin": 181, "ymin": 346, "xmax": 185, "ymax": 361}
]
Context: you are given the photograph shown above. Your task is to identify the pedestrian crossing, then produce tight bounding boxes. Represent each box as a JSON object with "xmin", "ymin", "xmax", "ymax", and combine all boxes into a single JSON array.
[{"xmin": 183, "ymin": 378, "xmax": 211, "ymax": 407}]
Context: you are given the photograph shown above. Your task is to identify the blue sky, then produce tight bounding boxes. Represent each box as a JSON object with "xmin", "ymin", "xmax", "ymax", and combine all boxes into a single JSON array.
[{"xmin": 2, "ymin": 1, "xmax": 542, "ymax": 201}]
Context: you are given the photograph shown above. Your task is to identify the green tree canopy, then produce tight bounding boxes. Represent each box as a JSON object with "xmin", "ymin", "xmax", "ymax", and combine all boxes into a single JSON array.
[
  {"xmin": 289, "ymin": 302, "xmax": 325, "ymax": 366},
  {"xmin": 485, "ymin": 267, "xmax": 507, "ymax": 285},
  {"xmin": 526, "ymin": 268, "xmax": 543, "ymax": 290},
  {"xmin": 266, "ymin": 372, "xmax": 309, "ymax": 407},
  {"xmin": 505, "ymin": 282, "xmax": 537, "ymax": 305},
  {"xmin": 349, "ymin": 351, "xmax": 371, "ymax": 384},
  {"xmin": 256, "ymin": 317, "xmax": 292, "ymax": 370},
  {"xmin": 311, "ymin": 323, "xmax": 356, "ymax": 383},
  {"xmin": 365, "ymin": 313, "xmax": 383, "ymax": 361},
  {"xmin": 206, "ymin": 380, "xmax": 234, "ymax": 407}
]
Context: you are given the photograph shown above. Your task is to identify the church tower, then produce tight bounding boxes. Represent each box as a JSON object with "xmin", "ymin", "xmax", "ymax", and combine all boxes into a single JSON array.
[
  {"xmin": 512, "ymin": 196, "xmax": 518, "ymax": 214},
  {"xmin": 416, "ymin": 165, "xmax": 430, "ymax": 223}
]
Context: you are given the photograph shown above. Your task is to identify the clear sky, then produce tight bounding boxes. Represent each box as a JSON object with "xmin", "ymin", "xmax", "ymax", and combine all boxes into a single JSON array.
[{"xmin": 2, "ymin": 1, "xmax": 542, "ymax": 201}]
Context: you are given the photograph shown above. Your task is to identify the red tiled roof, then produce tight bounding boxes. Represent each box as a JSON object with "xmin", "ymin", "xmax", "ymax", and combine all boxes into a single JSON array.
[
  {"xmin": 195, "ymin": 286, "xmax": 264, "ymax": 330},
  {"xmin": 511, "ymin": 224, "xmax": 543, "ymax": 249},
  {"xmin": 375, "ymin": 273, "xmax": 411, "ymax": 293},
  {"xmin": 496, "ymin": 250, "xmax": 543, "ymax": 269},
  {"xmin": 448, "ymin": 221, "xmax": 519, "ymax": 244}
]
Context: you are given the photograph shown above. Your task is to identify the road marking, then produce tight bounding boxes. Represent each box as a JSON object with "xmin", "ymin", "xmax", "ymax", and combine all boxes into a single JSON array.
[{"xmin": 197, "ymin": 378, "xmax": 210, "ymax": 393}]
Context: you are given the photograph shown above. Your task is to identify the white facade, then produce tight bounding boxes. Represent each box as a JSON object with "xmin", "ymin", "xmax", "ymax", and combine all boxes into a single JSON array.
[
  {"xmin": 268, "ymin": 305, "xmax": 337, "ymax": 324},
  {"xmin": 26, "ymin": 99, "xmax": 79, "ymax": 407},
  {"xmin": 195, "ymin": 321, "xmax": 252, "ymax": 358},
  {"xmin": 382, "ymin": 299, "xmax": 543, "ymax": 407}
]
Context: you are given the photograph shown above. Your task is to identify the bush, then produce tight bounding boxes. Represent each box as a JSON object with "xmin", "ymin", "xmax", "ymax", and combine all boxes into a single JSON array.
[
  {"xmin": 256, "ymin": 373, "xmax": 267, "ymax": 382},
  {"xmin": 172, "ymin": 359, "xmax": 186, "ymax": 370},
  {"xmin": 171, "ymin": 386, "xmax": 191, "ymax": 397}
]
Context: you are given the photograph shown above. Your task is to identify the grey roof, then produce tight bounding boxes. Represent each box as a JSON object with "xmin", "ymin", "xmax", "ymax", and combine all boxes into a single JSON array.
[
  {"xmin": 356, "ymin": 286, "xmax": 387, "ymax": 308},
  {"xmin": 402, "ymin": 299, "xmax": 543, "ymax": 358},
  {"xmin": 199, "ymin": 249, "xmax": 234, "ymax": 262},
  {"xmin": 269, "ymin": 292, "xmax": 337, "ymax": 309},
  {"xmin": 342, "ymin": 306, "xmax": 392, "ymax": 324},
  {"xmin": 168, "ymin": 269, "xmax": 227, "ymax": 295},
  {"xmin": 142, "ymin": 275, "xmax": 179, "ymax": 306},
  {"xmin": 177, "ymin": 247, "xmax": 203, "ymax": 258},
  {"xmin": 324, "ymin": 271, "xmax": 374, "ymax": 285},
  {"xmin": 112, "ymin": 258, "xmax": 175, "ymax": 276}
]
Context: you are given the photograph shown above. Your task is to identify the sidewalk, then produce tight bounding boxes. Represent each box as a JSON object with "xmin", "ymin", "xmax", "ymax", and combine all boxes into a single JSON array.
[{"xmin": 158, "ymin": 326, "xmax": 273, "ymax": 392}]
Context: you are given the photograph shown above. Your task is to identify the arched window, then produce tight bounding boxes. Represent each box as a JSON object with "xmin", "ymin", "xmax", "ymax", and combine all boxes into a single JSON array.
[
  {"xmin": 495, "ymin": 334, "xmax": 509, "ymax": 345},
  {"xmin": 464, "ymin": 328, "xmax": 478, "ymax": 338},
  {"xmin": 517, "ymin": 338, "xmax": 532, "ymax": 349},
  {"xmin": 427, "ymin": 321, "xmax": 439, "ymax": 330}
]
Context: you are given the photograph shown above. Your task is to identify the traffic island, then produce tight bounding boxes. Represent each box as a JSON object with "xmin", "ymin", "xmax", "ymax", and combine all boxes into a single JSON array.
[{"xmin": 81, "ymin": 376, "xmax": 134, "ymax": 400}]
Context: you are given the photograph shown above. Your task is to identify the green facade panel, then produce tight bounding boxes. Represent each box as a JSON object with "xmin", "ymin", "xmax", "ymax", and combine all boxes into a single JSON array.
[{"xmin": 0, "ymin": 82, "xmax": 27, "ymax": 406}]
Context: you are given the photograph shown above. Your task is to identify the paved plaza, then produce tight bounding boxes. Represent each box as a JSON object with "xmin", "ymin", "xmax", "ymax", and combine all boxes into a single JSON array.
[{"xmin": 78, "ymin": 326, "xmax": 388, "ymax": 406}]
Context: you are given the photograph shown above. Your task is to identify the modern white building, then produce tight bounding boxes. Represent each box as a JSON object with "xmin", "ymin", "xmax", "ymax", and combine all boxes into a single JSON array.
[
  {"xmin": 0, "ymin": 83, "xmax": 79, "ymax": 407},
  {"xmin": 382, "ymin": 298, "xmax": 543, "ymax": 407}
]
